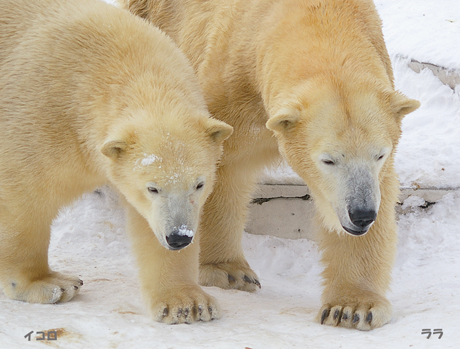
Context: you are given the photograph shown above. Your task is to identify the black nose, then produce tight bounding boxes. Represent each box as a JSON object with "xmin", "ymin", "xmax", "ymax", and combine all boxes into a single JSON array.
[
  {"xmin": 166, "ymin": 231, "xmax": 192, "ymax": 250},
  {"xmin": 349, "ymin": 209, "xmax": 377, "ymax": 230}
]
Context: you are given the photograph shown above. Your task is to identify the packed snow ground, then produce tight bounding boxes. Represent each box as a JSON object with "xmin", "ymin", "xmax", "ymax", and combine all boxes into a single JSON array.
[{"xmin": 1, "ymin": 0, "xmax": 459, "ymax": 348}]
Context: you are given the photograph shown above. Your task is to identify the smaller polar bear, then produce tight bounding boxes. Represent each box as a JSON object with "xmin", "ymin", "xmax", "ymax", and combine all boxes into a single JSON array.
[{"xmin": 0, "ymin": 0, "xmax": 232, "ymax": 324}]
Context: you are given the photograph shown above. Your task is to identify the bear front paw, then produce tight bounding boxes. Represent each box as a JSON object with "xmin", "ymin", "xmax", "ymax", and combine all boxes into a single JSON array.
[
  {"xmin": 199, "ymin": 261, "xmax": 261, "ymax": 292},
  {"xmin": 147, "ymin": 285, "xmax": 221, "ymax": 324},
  {"xmin": 317, "ymin": 293, "xmax": 392, "ymax": 330}
]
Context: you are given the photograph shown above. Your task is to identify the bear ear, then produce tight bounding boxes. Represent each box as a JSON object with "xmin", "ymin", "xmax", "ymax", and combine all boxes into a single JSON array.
[
  {"xmin": 101, "ymin": 140, "xmax": 129, "ymax": 159},
  {"xmin": 205, "ymin": 118, "xmax": 234, "ymax": 143},
  {"xmin": 391, "ymin": 92, "xmax": 420, "ymax": 120},
  {"xmin": 266, "ymin": 107, "xmax": 301, "ymax": 134}
]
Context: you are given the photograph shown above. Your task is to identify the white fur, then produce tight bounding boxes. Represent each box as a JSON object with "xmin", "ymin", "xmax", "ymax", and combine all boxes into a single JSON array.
[{"xmin": 0, "ymin": 0, "xmax": 232, "ymax": 324}]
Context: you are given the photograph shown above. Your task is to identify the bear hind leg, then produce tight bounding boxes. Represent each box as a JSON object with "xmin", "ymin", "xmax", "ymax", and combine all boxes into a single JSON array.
[
  {"xmin": 199, "ymin": 260, "xmax": 261, "ymax": 292},
  {"xmin": 4, "ymin": 271, "xmax": 83, "ymax": 304},
  {"xmin": 198, "ymin": 165, "xmax": 261, "ymax": 292}
]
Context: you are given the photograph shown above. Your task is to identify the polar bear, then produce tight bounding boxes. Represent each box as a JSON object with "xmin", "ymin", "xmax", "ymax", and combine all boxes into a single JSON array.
[
  {"xmin": 0, "ymin": 0, "xmax": 233, "ymax": 324},
  {"xmin": 122, "ymin": 0, "xmax": 420, "ymax": 330}
]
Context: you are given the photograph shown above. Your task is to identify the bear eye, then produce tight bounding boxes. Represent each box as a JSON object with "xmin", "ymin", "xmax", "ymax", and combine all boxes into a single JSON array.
[
  {"xmin": 196, "ymin": 182, "xmax": 205, "ymax": 190},
  {"xmin": 148, "ymin": 186, "xmax": 159, "ymax": 194},
  {"xmin": 377, "ymin": 147, "xmax": 391, "ymax": 162},
  {"xmin": 322, "ymin": 159, "xmax": 335, "ymax": 165}
]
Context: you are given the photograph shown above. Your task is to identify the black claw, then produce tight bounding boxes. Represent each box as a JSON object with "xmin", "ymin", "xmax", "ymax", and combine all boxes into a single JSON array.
[
  {"xmin": 60, "ymin": 288, "xmax": 65, "ymax": 292},
  {"xmin": 333, "ymin": 309, "xmax": 341, "ymax": 321},
  {"xmin": 79, "ymin": 279, "xmax": 84, "ymax": 286},
  {"xmin": 321, "ymin": 309, "xmax": 330, "ymax": 324},
  {"xmin": 243, "ymin": 275, "xmax": 262, "ymax": 288},
  {"xmin": 366, "ymin": 312, "xmax": 373, "ymax": 324},
  {"xmin": 342, "ymin": 312, "xmax": 348, "ymax": 321},
  {"xmin": 228, "ymin": 274, "xmax": 236, "ymax": 283},
  {"xmin": 162, "ymin": 307, "xmax": 169, "ymax": 318},
  {"xmin": 353, "ymin": 313, "xmax": 360, "ymax": 324},
  {"xmin": 208, "ymin": 306, "xmax": 213, "ymax": 317},
  {"xmin": 198, "ymin": 305, "xmax": 203, "ymax": 316},
  {"xmin": 73, "ymin": 286, "xmax": 79, "ymax": 290},
  {"xmin": 177, "ymin": 308, "xmax": 183, "ymax": 317},
  {"xmin": 184, "ymin": 308, "xmax": 190, "ymax": 318}
]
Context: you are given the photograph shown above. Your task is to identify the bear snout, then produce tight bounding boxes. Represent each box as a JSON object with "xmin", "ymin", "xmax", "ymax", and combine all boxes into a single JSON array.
[
  {"xmin": 166, "ymin": 226, "xmax": 194, "ymax": 250},
  {"xmin": 343, "ymin": 208, "xmax": 377, "ymax": 236},
  {"xmin": 166, "ymin": 233, "xmax": 192, "ymax": 250}
]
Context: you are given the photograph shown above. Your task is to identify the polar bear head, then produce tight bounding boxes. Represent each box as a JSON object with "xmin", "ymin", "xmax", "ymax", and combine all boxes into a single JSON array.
[
  {"xmin": 266, "ymin": 77, "xmax": 419, "ymax": 236},
  {"xmin": 101, "ymin": 113, "xmax": 232, "ymax": 250}
]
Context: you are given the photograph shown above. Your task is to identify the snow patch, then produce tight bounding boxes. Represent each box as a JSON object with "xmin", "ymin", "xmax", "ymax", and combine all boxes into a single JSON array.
[
  {"xmin": 175, "ymin": 224, "xmax": 194, "ymax": 237},
  {"xmin": 401, "ymin": 195, "xmax": 425, "ymax": 210},
  {"xmin": 134, "ymin": 153, "xmax": 163, "ymax": 171},
  {"xmin": 375, "ymin": 0, "xmax": 460, "ymax": 70},
  {"xmin": 141, "ymin": 154, "xmax": 161, "ymax": 166}
]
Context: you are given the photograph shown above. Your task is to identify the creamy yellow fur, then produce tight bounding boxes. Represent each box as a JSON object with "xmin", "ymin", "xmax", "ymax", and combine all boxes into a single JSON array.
[
  {"xmin": 0, "ymin": 0, "xmax": 233, "ymax": 324},
  {"xmin": 121, "ymin": 0, "xmax": 420, "ymax": 329}
]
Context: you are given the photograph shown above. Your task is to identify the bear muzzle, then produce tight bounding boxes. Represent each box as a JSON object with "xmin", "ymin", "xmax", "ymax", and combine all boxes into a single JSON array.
[
  {"xmin": 343, "ymin": 209, "xmax": 377, "ymax": 236},
  {"xmin": 165, "ymin": 225, "xmax": 194, "ymax": 250}
]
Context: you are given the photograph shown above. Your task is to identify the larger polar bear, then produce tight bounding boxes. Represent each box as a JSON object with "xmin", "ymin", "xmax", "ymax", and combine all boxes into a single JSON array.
[
  {"xmin": 0, "ymin": 0, "xmax": 233, "ymax": 324},
  {"xmin": 122, "ymin": 0, "xmax": 420, "ymax": 330}
]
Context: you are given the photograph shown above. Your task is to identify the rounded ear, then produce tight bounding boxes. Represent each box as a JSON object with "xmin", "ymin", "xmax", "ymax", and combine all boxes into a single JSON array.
[
  {"xmin": 266, "ymin": 107, "xmax": 300, "ymax": 133},
  {"xmin": 101, "ymin": 140, "xmax": 128, "ymax": 159},
  {"xmin": 206, "ymin": 118, "xmax": 233, "ymax": 143},
  {"xmin": 391, "ymin": 92, "xmax": 420, "ymax": 120}
]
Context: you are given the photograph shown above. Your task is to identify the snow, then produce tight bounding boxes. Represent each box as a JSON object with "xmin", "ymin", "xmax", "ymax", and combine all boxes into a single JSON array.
[
  {"xmin": 134, "ymin": 154, "xmax": 162, "ymax": 171},
  {"xmin": 140, "ymin": 154, "xmax": 161, "ymax": 167},
  {"xmin": 2, "ymin": 190, "xmax": 459, "ymax": 348},
  {"xmin": 392, "ymin": 57, "xmax": 460, "ymax": 189},
  {"xmin": 175, "ymin": 225, "xmax": 194, "ymax": 238},
  {"xmin": 1, "ymin": 0, "xmax": 459, "ymax": 348},
  {"xmin": 375, "ymin": 0, "xmax": 460, "ymax": 71}
]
